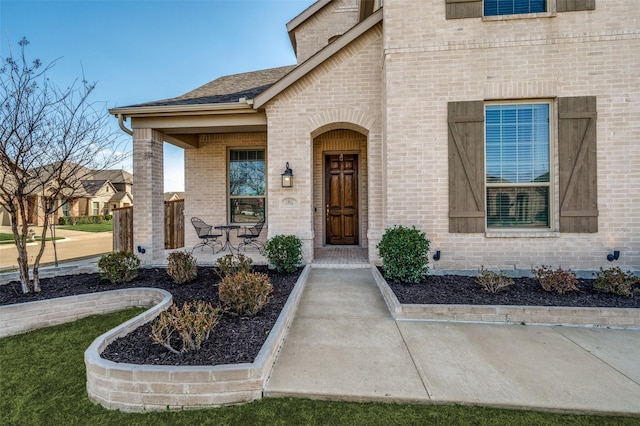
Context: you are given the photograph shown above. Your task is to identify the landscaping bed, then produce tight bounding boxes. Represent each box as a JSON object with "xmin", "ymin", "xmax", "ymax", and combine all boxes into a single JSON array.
[
  {"xmin": 382, "ymin": 268, "xmax": 640, "ymax": 309},
  {"xmin": 0, "ymin": 266, "xmax": 301, "ymax": 366}
]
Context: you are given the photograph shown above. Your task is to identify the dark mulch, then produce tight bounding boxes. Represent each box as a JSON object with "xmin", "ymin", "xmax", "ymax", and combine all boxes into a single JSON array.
[
  {"xmin": 383, "ymin": 268, "xmax": 640, "ymax": 309},
  {"xmin": 0, "ymin": 266, "xmax": 301, "ymax": 366}
]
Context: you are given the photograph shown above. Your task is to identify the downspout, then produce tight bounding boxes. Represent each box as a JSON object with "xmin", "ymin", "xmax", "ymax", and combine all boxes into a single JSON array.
[{"xmin": 117, "ymin": 114, "xmax": 133, "ymax": 136}]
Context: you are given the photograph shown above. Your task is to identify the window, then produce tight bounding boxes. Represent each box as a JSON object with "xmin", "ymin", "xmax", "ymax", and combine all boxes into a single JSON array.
[
  {"xmin": 62, "ymin": 200, "xmax": 69, "ymax": 216},
  {"xmin": 92, "ymin": 201, "xmax": 100, "ymax": 216},
  {"xmin": 484, "ymin": 0, "xmax": 546, "ymax": 16},
  {"xmin": 485, "ymin": 103, "xmax": 551, "ymax": 229},
  {"xmin": 229, "ymin": 149, "xmax": 265, "ymax": 223}
]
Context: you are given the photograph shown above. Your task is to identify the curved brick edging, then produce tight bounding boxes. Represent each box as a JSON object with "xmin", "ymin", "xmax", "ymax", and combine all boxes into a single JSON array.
[
  {"xmin": 84, "ymin": 265, "xmax": 311, "ymax": 412},
  {"xmin": 0, "ymin": 288, "xmax": 172, "ymax": 338},
  {"xmin": 371, "ymin": 267, "xmax": 640, "ymax": 329}
]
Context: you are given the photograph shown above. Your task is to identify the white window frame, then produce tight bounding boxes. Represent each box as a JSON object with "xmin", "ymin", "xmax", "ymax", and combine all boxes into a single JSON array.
[
  {"xmin": 484, "ymin": 100, "xmax": 555, "ymax": 232},
  {"xmin": 228, "ymin": 148, "xmax": 267, "ymax": 224},
  {"xmin": 483, "ymin": 0, "xmax": 556, "ymax": 20}
]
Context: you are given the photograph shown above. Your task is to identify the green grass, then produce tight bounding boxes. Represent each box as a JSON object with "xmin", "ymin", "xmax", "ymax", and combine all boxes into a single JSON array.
[
  {"xmin": 56, "ymin": 222, "xmax": 113, "ymax": 232},
  {"xmin": 1, "ymin": 310, "xmax": 639, "ymax": 426},
  {"xmin": 0, "ymin": 232, "xmax": 64, "ymax": 245}
]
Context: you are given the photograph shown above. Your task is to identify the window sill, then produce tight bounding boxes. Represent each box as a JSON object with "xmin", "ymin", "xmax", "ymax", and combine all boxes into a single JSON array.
[
  {"xmin": 483, "ymin": 12, "xmax": 556, "ymax": 22},
  {"xmin": 485, "ymin": 230, "xmax": 559, "ymax": 238}
]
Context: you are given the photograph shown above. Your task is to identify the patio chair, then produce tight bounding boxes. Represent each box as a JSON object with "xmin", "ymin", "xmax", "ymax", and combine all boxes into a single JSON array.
[
  {"xmin": 237, "ymin": 217, "xmax": 265, "ymax": 252},
  {"xmin": 190, "ymin": 217, "xmax": 223, "ymax": 253}
]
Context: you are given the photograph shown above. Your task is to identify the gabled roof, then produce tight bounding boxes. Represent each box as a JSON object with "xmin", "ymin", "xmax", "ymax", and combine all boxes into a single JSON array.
[
  {"xmin": 81, "ymin": 180, "xmax": 112, "ymax": 197},
  {"xmin": 92, "ymin": 169, "xmax": 133, "ymax": 185},
  {"xmin": 109, "ymin": 191, "xmax": 132, "ymax": 203}
]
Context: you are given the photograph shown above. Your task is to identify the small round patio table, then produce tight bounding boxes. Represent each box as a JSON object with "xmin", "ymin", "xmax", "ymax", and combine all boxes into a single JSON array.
[{"xmin": 214, "ymin": 225, "xmax": 240, "ymax": 252}]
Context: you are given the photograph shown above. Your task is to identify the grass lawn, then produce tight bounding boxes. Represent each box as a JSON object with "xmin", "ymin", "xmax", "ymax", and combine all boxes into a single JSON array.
[
  {"xmin": 1, "ymin": 310, "xmax": 638, "ymax": 426},
  {"xmin": 0, "ymin": 232, "xmax": 64, "ymax": 245},
  {"xmin": 56, "ymin": 222, "xmax": 113, "ymax": 232}
]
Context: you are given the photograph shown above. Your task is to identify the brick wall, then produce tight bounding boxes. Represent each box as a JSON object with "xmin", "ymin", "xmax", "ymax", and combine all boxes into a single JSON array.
[
  {"xmin": 265, "ymin": 23, "xmax": 384, "ymax": 262},
  {"xmin": 292, "ymin": 0, "xmax": 359, "ymax": 64},
  {"xmin": 381, "ymin": 0, "xmax": 640, "ymax": 272}
]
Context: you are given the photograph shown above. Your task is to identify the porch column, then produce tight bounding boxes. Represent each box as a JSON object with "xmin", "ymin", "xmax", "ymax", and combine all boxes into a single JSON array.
[{"xmin": 132, "ymin": 129, "xmax": 164, "ymax": 264}]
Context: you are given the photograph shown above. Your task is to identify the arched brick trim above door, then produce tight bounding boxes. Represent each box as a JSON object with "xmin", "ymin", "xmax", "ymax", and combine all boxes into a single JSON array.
[{"xmin": 308, "ymin": 109, "xmax": 375, "ymax": 138}]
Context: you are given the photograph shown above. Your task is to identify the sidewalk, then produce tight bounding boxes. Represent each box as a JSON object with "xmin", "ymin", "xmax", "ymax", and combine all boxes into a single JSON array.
[{"xmin": 265, "ymin": 268, "xmax": 640, "ymax": 415}]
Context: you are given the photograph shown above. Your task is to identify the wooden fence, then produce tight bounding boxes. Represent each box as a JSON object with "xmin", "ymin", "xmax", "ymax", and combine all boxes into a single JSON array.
[
  {"xmin": 112, "ymin": 200, "xmax": 185, "ymax": 253},
  {"xmin": 164, "ymin": 199, "xmax": 184, "ymax": 249},
  {"xmin": 112, "ymin": 206, "xmax": 133, "ymax": 253}
]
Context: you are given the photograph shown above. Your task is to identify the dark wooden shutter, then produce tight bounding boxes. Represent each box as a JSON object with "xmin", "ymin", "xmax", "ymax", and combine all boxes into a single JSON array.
[
  {"xmin": 448, "ymin": 101, "xmax": 485, "ymax": 233},
  {"xmin": 446, "ymin": 0, "xmax": 482, "ymax": 19},
  {"xmin": 557, "ymin": 0, "xmax": 595, "ymax": 12},
  {"xmin": 558, "ymin": 96, "xmax": 598, "ymax": 233}
]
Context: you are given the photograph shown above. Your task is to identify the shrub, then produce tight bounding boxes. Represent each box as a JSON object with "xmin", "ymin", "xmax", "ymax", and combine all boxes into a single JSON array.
[
  {"xmin": 167, "ymin": 251, "xmax": 197, "ymax": 284},
  {"xmin": 476, "ymin": 267, "xmax": 514, "ymax": 293},
  {"xmin": 215, "ymin": 253, "xmax": 253, "ymax": 279},
  {"xmin": 263, "ymin": 235, "xmax": 303, "ymax": 274},
  {"xmin": 218, "ymin": 271, "xmax": 273, "ymax": 317},
  {"xmin": 377, "ymin": 225, "xmax": 430, "ymax": 284},
  {"xmin": 58, "ymin": 216, "xmax": 73, "ymax": 225},
  {"xmin": 98, "ymin": 251, "xmax": 140, "ymax": 284},
  {"xmin": 150, "ymin": 301, "xmax": 221, "ymax": 354},
  {"xmin": 532, "ymin": 265, "xmax": 578, "ymax": 295},
  {"xmin": 593, "ymin": 267, "xmax": 639, "ymax": 297}
]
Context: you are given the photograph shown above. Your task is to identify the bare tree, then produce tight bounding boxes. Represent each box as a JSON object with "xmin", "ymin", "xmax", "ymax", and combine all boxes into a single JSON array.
[{"xmin": 0, "ymin": 38, "xmax": 127, "ymax": 293}]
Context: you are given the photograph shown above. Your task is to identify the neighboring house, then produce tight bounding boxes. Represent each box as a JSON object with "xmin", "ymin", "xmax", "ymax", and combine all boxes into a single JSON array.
[
  {"xmin": 110, "ymin": 0, "xmax": 639, "ymax": 274},
  {"xmin": 92, "ymin": 169, "xmax": 134, "ymax": 211},
  {"xmin": 1, "ymin": 166, "xmax": 133, "ymax": 226},
  {"xmin": 164, "ymin": 192, "xmax": 184, "ymax": 202}
]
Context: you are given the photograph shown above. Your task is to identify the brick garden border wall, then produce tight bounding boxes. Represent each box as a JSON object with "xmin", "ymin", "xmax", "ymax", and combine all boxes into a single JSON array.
[
  {"xmin": 0, "ymin": 288, "xmax": 172, "ymax": 339},
  {"xmin": 371, "ymin": 267, "xmax": 640, "ymax": 329},
  {"xmin": 84, "ymin": 265, "xmax": 310, "ymax": 412}
]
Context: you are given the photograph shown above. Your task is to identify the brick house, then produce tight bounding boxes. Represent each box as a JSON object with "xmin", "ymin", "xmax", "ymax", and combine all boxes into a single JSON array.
[{"xmin": 110, "ymin": 0, "xmax": 639, "ymax": 274}]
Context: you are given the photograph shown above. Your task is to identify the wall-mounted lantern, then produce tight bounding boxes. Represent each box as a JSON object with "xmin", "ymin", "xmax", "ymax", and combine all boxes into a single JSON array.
[{"xmin": 281, "ymin": 162, "xmax": 293, "ymax": 188}]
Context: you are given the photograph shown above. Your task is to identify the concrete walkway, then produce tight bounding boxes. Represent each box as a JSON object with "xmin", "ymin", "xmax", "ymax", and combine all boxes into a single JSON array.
[{"xmin": 266, "ymin": 268, "xmax": 640, "ymax": 415}]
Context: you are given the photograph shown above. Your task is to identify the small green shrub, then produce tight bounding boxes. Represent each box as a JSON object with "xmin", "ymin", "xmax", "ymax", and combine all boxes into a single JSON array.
[
  {"xmin": 218, "ymin": 271, "xmax": 273, "ymax": 317},
  {"xmin": 476, "ymin": 267, "xmax": 514, "ymax": 293},
  {"xmin": 98, "ymin": 251, "xmax": 140, "ymax": 284},
  {"xmin": 532, "ymin": 265, "xmax": 578, "ymax": 295},
  {"xmin": 167, "ymin": 251, "xmax": 198, "ymax": 284},
  {"xmin": 103, "ymin": 214, "xmax": 113, "ymax": 221},
  {"xmin": 593, "ymin": 267, "xmax": 639, "ymax": 297},
  {"xmin": 150, "ymin": 301, "xmax": 221, "ymax": 354},
  {"xmin": 215, "ymin": 253, "xmax": 253, "ymax": 279},
  {"xmin": 377, "ymin": 225, "xmax": 430, "ymax": 284},
  {"xmin": 263, "ymin": 235, "xmax": 303, "ymax": 274},
  {"xmin": 58, "ymin": 216, "xmax": 73, "ymax": 225}
]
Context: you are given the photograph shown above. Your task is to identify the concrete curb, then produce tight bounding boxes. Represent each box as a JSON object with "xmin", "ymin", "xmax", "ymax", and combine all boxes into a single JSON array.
[
  {"xmin": 84, "ymin": 264, "xmax": 311, "ymax": 412},
  {"xmin": 371, "ymin": 266, "xmax": 640, "ymax": 329}
]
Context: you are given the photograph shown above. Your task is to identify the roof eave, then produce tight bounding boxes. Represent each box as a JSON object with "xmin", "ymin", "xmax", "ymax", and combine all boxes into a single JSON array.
[
  {"xmin": 255, "ymin": 7, "xmax": 382, "ymax": 109},
  {"xmin": 109, "ymin": 101, "xmax": 254, "ymax": 118}
]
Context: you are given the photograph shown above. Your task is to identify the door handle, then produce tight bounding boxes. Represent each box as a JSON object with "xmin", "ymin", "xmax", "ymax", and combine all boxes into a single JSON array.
[{"xmin": 326, "ymin": 204, "xmax": 329, "ymax": 220}]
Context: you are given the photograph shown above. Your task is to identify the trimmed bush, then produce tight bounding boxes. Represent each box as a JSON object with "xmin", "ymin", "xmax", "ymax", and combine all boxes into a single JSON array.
[
  {"xmin": 218, "ymin": 271, "xmax": 273, "ymax": 317},
  {"xmin": 150, "ymin": 301, "xmax": 221, "ymax": 354},
  {"xmin": 532, "ymin": 265, "xmax": 578, "ymax": 295},
  {"xmin": 57, "ymin": 215, "xmax": 110, "ymax": 225},
  {"xmin": 594, "ymin": 267, "xmax": 639, "ymax": 297},
  {"xmin": 476, "ymin": 267, "xmax": 514, "ymax": 293},
  {"xmin": 215, "ymin": 253, "xmax": 253, "ymax": 279},
  {"xmin": 377, "ymin": 225, "xmax": 430, "ymax": 284},
  {"xmin": 97, "ymin": 251, "xmax": 140, "ymax": 284},
  {"xmin": 263, "ymin": 234, "xmax": 303, "ymax": 274},
  {"xmin": 167, "ymin": 251, "xmax": 197, "ymax": 284}
]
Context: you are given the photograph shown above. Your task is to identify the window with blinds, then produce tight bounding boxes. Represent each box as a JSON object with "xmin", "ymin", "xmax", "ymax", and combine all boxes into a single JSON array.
[
  {"xmin": 484, "ymin": 0, "xmax": 546, "ymax": 16},
  {"xmin": 485, "ymin": 103, "xmax": 551, "ymax": 229}
]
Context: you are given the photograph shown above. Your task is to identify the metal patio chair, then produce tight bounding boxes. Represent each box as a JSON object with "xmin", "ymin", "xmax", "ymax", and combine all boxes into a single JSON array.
[
  {"xmin": 237, "ymin": 217, "xmax": 265, "ymax": 252},
  {"xmin": 190, "ymin": 217, "xmax": 223, "ymax": 253}
]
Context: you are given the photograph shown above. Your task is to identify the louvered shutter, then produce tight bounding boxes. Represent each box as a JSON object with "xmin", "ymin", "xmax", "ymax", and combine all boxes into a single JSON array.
[
  {"xmin": 448, "ymin": 101, "xmax": 485, "ymax": 233},
  {"xmin": 445, "ymin": 0, "xmax": 482, "ymax": 19},
  {"xmin": 558, "ymin": 96, "xmax": 598, "ymax": 233},
  {"xmin": 557, "ymin": 0, "xmax": 595, "ymax": 12}
]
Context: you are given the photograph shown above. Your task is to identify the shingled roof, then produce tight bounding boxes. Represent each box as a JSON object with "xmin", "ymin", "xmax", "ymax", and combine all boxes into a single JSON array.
[{"xmin": 122, "ymin": 65, "xmax": 296, "ymax": 109}]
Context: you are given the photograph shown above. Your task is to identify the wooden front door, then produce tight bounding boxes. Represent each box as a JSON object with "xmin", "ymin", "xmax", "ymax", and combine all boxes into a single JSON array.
[{"xmin": 326, "ymin": 154, "xmax": 358, "ymax": 245}]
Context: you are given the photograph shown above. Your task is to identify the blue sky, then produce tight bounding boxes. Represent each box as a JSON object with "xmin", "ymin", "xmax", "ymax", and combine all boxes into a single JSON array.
[{"xmin": 1, "ymin": 0, "xmax": 315, "ymax": 191}]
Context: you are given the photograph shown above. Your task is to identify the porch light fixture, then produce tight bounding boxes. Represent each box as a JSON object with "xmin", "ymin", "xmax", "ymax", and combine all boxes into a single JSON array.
[
  {"xmin": 607, "ymin": 250, "xmax": 620, "ymax": 262},
  {"xmin": 281, "ymin": 162, "xmax": 293, "ymax": 188}
]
